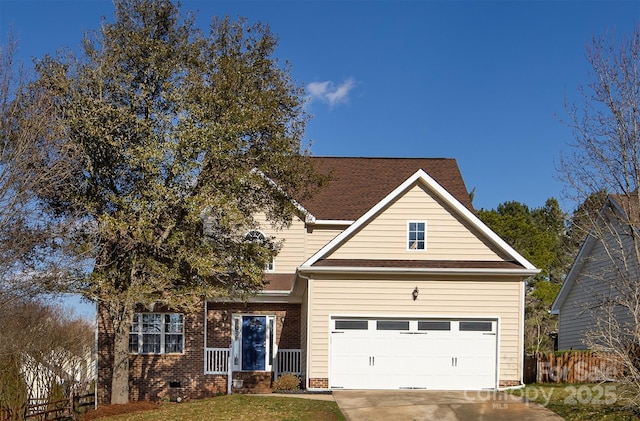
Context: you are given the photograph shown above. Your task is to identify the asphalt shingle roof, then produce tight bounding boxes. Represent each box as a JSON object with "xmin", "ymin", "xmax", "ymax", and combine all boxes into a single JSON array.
[{"xmin": 300, "ymin": 157, "xmax": 473, "ymax": 221}]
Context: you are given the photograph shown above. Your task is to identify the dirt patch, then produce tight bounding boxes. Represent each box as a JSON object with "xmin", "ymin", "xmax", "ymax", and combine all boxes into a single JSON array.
[{"xmin": 81, "ymin": 401, "xmax": 159, "ymax": 420}]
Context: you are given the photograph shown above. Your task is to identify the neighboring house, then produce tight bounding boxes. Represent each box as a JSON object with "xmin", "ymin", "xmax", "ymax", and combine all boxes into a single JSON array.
[
  {"xmin": 97, "ymin": 157, "xmax": 539, "ymax": 404},
  {"xmin": 23, "ymin": 347, "xmax": 95, "ymax": 402},
  {"xmin": 551, "ymin": 194, "xmax": 639, "ymax": 351}
]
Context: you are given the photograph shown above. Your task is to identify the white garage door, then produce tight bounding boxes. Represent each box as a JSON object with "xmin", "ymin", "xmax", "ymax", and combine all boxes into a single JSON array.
[{"xmin": 330, "ymin": 318, "xmax": 497, "ymax": 390}]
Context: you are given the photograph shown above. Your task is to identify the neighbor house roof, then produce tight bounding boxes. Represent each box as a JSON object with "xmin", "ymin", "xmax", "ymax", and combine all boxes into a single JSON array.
[{"xmin": 300, "ymin": 157, "xmax": 473, "ymax": 221}]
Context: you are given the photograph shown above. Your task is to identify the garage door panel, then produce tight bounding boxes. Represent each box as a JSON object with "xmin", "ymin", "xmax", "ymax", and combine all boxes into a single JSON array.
[
  {"xmin": 330, "ymin": 318, "xmax": 497, "ymax": 390},
  {"xmin": 330, "ymin": 335, "xmax": 370, "ymax": 388}
]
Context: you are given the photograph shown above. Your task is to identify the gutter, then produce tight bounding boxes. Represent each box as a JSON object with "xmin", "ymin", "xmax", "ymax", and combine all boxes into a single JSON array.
[
  {"xmin": 305, "ymin": 219, "xmax": 354, "ymax": 227},
  {"xmin": 299, "ymin": 266, "xmax": 541, "ymax": 277}
]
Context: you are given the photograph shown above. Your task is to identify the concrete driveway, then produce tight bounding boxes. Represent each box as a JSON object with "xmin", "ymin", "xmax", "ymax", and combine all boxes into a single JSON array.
[{"xmin": 332, "ymin": 390, "xmax": 564, "ymax": 421}]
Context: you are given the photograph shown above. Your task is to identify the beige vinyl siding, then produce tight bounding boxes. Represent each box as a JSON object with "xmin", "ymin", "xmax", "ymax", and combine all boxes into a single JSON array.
[
  {"xmin": 558, "ymin": 224, "xmax": 637, "ymax": 350},
  {"xmin": 305, "ymin": 228, "xmax": 342, "ymax": 259},
  {"xmin": 327, "ymin": 184, "xmax": 504, "ymax": 261},
  {"xmin": 307, "ymin": 277, "xmax": 523, "ymax": 383},
  {"xmin": 252, "ymin": 213, "xmax": 344, "ymax": 273},
  {"xmin": 252, "ymin": 214, "xmax": 306, "ymax": 274}
]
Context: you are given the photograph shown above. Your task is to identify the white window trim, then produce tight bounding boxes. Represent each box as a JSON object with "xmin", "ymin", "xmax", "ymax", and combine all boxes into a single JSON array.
[
  {"xmin": 129, "ymin": 312, "xmax": 185, "ymax": 355},
  {"xmin": 244, "ymin": 230, "xmax": 275, "ymax": 272},
  {"xmin": 244, "ymin": 229, "xmax": 266, "ymax": 243},
  {"xmin": 265, "ymin": 258, "xmax": 275, "ymax": 272},
  {"xmin": 407, "ymin": 220, "xmax": 427, "ymax": 251}
]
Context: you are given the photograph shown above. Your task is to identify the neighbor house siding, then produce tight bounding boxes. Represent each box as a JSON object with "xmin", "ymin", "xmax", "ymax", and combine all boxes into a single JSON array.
[
  {"xmin": 306, "ymin": 277, "xmax": 523, "ymax": 385},
  {"xmin": 327, "ymin": 184, "xmax": 505, "ymax": 261},
  {"xmin": 557, "ymin": 255, "xmax": 605, "ymax": 350},
  {"xmin": 558, "ymin": 223, "xmax": 638, "ymax": 350}
]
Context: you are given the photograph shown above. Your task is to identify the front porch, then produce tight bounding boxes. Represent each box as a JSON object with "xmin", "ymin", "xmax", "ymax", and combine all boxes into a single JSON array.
[
  {"xmin": 204, "ymin": 347, "xmax": 301, "ymax": 393},
  {"xmin": 204, "ymin": 301, "xmax": 302, "ymax": 393}
]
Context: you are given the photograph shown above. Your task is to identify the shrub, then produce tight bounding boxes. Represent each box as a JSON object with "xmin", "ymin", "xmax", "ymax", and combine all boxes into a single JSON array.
[{"xmin": 272, "ymin": 374, "xmax": 300, "ymax": 392}]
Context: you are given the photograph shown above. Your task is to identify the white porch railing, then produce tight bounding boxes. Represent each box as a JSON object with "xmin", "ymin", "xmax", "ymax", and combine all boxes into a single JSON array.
[
  {"xmin": 205, "ymin": 348, "xmax": 230, "ymax": 374},
  {"xmin": 204, "ymin": 348, "xmax": 301, "ymax": 378}
]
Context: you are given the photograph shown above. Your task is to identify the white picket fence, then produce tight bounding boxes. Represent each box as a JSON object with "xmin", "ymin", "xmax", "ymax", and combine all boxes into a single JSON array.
[{"xmin": 204, "ymin": 348, "xmax": 301, "ymax": 379}]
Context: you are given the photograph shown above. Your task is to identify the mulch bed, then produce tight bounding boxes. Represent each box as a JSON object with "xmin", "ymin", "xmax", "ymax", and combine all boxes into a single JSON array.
[{"xmin": 81, "ymin": 401, "xmax": 159, "ymax": 420}]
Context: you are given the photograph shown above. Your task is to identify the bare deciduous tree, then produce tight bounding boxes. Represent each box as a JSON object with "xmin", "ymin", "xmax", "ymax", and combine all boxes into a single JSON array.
[
  {"xmin": 560, "ymin": 26, "xmax": 640, "ymax": 412},
  {"xmin": 0, "ymin": 32, "xmax": 84, "ymax": 311},
  {"xmin": 0, "ymin": 31, "xmax": 92, "ymax": 420},
  {"xmin": 0, "ymin": 299, "xmax": 94, "ymax": 420}
]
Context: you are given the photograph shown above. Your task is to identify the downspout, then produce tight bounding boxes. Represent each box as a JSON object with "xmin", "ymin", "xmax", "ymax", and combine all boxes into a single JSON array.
[
  {"xmin": 203, "ymin": 300, "xmax": 208, "ymax": 388},
  {"xmin": 297, "ymin": 272, "xmax": 312, "ymax": 391},
  {"xmin": 517, "ymin": 280, "xmax": 527, "ymax": 388},
  {"xmin": 518, "ymin": 279, "xmax": 527, "ymax": 389},
  {"xmin": 94, "ymin": 300, "xmax": 98, "ymax": 409}
]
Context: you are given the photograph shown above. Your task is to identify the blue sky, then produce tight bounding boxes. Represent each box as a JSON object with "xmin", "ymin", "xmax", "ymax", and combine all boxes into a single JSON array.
[
  {"xmin": 2, "ymin": 0, "xmax": 638, "ymax": 211},
  {"xmin": 1, "ymin": 1, "xmax": 638, "ymax": 317}
]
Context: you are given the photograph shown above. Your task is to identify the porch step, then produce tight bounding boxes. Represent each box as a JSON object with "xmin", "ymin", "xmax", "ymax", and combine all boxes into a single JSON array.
[{"xmin": 232, "ymin": 372, "xmax": 273, "ymax": 394}]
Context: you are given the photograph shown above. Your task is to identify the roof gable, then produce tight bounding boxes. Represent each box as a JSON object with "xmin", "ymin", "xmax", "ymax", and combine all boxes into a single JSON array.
[{"xmin": 301, "ymin": 169, "xmax": 538, "ymax": 273}]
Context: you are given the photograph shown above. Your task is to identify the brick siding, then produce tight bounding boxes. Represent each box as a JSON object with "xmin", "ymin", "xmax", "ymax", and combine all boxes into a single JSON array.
[
  {"xmin": 308, "ymin": 378, "xmax": 329, "ymax": 389},
  {"xmin": 97, "ymin": 300, "xmax": 302, "ymax": 405},
  {"xmin": 499, "ymin": 380, "xmax": 520, "ymax": 388}
]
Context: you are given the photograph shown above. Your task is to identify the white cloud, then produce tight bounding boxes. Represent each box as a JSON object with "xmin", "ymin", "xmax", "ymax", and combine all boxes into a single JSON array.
[{"xmin": 307, "ymin": 78, "xmax": 355, "ymax": 108}]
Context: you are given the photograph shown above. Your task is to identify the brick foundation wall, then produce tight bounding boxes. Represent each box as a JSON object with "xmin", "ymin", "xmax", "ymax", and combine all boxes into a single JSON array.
[
  {"xmin": 308, "ymin": 378, "xmax": 328, "ymax": 389},
  {"xmin": 98, "ymin": 300, "xmax": 302, "ymax": 405},
  {"xmin": 499, "ymin": 380, "xmax": 521, "ymax": 388},
  {"xmin": 231, "ymin": 372, "xmax": 273, "ymax": 394}
]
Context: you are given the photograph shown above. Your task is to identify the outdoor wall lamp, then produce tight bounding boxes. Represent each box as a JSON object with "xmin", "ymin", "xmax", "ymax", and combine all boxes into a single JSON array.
[{"xmin": 412, "ymin": 286, "xmax": 419, "ymax": 301}]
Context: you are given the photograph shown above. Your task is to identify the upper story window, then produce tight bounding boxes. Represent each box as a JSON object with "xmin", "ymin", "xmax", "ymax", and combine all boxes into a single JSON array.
[
  {"xmin": 245, "ymin": 230, "xmax": 266, "ymax": 243},
  {"xmin": 265, "ymin": 259, "xmax": 274, "ymax": 272},
  {"xmin": 129, "ymin": 313, "xmax": 184, "ymax": 354},
  {"xmin": 244, "ymin": 230, "xmax": 274, "ymax": 271},
  {"xmin": 407, "ymin": 221, "xmax": 426, "ymax": 251}
]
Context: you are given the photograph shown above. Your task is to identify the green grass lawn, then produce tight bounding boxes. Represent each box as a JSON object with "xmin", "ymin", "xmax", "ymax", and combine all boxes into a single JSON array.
[
  {"xmin": 509, "ymin": 383, "xmax": 639, "ymax": 421},
  {"xmin": 83, "ymin": 395, "xmax": 345, "ymax": 421}
]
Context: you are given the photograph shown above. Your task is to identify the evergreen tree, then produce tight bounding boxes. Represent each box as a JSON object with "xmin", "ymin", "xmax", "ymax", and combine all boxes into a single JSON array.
[{"xmin": 32, "ymin": 0, "xmax": 321, "ymax": 403}]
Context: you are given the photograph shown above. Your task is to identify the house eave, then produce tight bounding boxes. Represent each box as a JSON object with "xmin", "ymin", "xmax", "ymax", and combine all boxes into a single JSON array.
[
  {"xmin": 253, "ymin": 291, "xmax": 301, "ymax": 303},
  {"xmin": 298, "ymin": 265, "xmax": 540, "ymax": 278},
  {"xmin": 207, "ymin": 290, "xmax": 300, "ymax": 304},
  {"xmin": 306, "ymin": 219, "xmax": 354, "ymax": 226}
]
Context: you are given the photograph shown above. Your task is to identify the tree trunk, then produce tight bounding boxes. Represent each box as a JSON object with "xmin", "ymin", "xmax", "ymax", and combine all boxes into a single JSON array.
[{"xmin": 110, "ymin": 308, "xmax": 133, "ymax": 404}]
